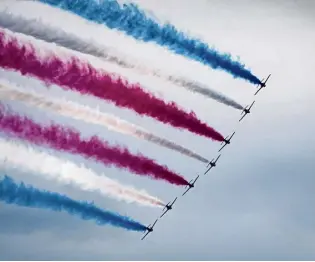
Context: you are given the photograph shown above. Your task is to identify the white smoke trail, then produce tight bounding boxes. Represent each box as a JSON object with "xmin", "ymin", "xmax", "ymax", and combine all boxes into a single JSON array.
[
  {"xmin": 0, "ymin": 83, "xmax": 208, "ymax": 163},
  {"xmin": 166, "ymin": 76, "xmax": 244, "ymax": 110},
  {"xmin": 0, "ymin": 137, "xmax": 165, "ymax": 207},
  {"xmin": 0, "ymin": 9, "xmax": 131, "ymax": 68},
  {"xmin": 0, "ymin": 10, "xmax": 244, "ymax": 110}
]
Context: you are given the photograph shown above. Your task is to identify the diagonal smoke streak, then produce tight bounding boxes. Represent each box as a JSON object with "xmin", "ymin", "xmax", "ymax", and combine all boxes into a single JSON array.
[
  {"xmin": 0, "ymin": 175, "xmax": 147, "ymax": 231},
  {"xmin": 0, "ymin": 10, "xmax": 243, "ymax": 110},
  {"xmin": 0, "ymin": 83, "xmax": 208, "ymax": 163},
  {"xmin": 0, "ymin": 10, "xmax": 127, "ymax": 67},
  {"xmin": 0, "ymin": 105, "xmax": 188, "ymax": 186},
  {"xmin": 0, "ymin": 137, "xmax": 165, "ymax": 207},
  {"xmin": 166, "ymin": 76, "xmax": 244, "ymax": 110},
  {"xmin": 0, "ymin": 28, "xmax": 224, "ymax": 141},
  {"xmin": 34, "ymin": 0, "xmax": 261, "ymax": 84}
]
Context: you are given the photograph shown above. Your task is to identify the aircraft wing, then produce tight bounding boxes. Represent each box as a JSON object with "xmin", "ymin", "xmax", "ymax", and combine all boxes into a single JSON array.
[
  {"xmin": 171, "ymin": 197, "xmax": 177, "ymax": 206},
  {"xmin": 239, "ymin": 114, "xmax": 246, "ymax": 122},
  {"xmin": 265, "ymin": 74, "xmax": 271, "ymax": 83},
  {"xmin": 204, "ymin": 166, "xmax": 212, "ymax": 174},
  {"xmin": 182, "ymin": 187, "xmax": 191, "ymax": 196},
  {"xmin": 219, "ymin": 143, "xmax": 227, "ymax": 152},
  {"xmin": 141, "ymin": 231, "xmax": 150, "ymax": 240},
  {"xmin": 215, "ymin": 154, "xmax": 221, "ymax": 163},
  {"xmin": 254, "ymin": 87, "xmax": 263, "ymax": 95},
  {"xmin": 160, "ymin": 209, "xmax": 169, "ymax": 218},
  {"xmin": 249, "ymin": 101, "xmax": 255, "ymax": 110},
  {"xmin": 152, "ymin": 219, "xmax": 158, "ymax": 228}
]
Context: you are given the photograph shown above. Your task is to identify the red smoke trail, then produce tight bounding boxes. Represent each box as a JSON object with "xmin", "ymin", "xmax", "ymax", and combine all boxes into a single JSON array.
[
  {"xmin": 0, "ymin": 107, "xmax": 188, "ymax": 186},
  {"xmin": 0, "ymin": 29, "xmax": 224, "ymax": 141}
]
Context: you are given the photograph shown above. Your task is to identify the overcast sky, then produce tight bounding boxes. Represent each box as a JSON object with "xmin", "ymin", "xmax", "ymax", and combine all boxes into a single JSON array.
[{"xmin": 0, "ymin": 0, "xmax": 315, "ymax": 260}]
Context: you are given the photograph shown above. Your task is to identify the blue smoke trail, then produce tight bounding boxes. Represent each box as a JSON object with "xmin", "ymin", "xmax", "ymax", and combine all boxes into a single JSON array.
[
  {"xmin": 37, "ymin": 0, "xmax": 261, "ymax": 85},
  {"xmin": 0, "ymin": 175, "xmax": 147, "ymax": 232}
]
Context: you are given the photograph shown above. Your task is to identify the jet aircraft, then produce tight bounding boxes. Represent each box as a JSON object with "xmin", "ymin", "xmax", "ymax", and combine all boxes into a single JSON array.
[
  {"xmin": 239, "ymin": 101, "xmax": 255, "ymax": 122},
  {"xmin": 255, "ymin": 74, "xmax": 271, "ymax": 95},
  {"xmin": 204, "ymin": 154, "xmax": 221, "ymax": 175},
  {"xmin": 219, "ymin": 131, "xmax": 236, "ymax": 152},
  {"xmin": 141, "ymin": 219, "xmax": 158, "ymax": 240},
  {"xmin": 160, "ymin": 197, "xmax": 178, "ymax": 218},
  {"xmin": 182, "ymin": 175, "xmax": 199, "ymax": 196}
]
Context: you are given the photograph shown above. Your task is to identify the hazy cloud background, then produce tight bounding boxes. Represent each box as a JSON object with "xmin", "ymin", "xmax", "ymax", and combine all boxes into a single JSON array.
[{"xmin": 0, "ymin": 0, "xmax": 314, "ymax": 260}]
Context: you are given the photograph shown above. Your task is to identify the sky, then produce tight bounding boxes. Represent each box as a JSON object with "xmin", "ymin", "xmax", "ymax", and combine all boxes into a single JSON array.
[{"xmin": 0, "ymin": 0, "xmax": 315, "ymax": 260}]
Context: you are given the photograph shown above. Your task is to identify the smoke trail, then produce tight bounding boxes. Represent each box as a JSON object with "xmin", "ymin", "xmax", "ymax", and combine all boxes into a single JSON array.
[
  {"xmin": 0, "ymin": 106, "xmax": 188, "ymax": 186},
  {"xmin": 0, "ymin": 28, "xmax": 224, "ymax": 142},
  {"xmin": 0, "ymin": 83, "xmax": 208, "ymax": 163},
  {"xmin": 35, "ymin": 0, "xmax": 261, "ymax": 84},
  {"xmin": 0, "ymin": 12, "xmax": 243, "ymax": 111},
  {"xmin": 0, "ymin": 138, "xmax": 164, "ymax": 207},
  {"xmin": 0, "ymin": 10, "xmax": 126, "ymax": 66},
  {"xmin": 166, "ymin": 76, "xmax": 244, "ymax": 110},
  {"xmin": 0, "ymin": 175, "xmax": 147, "ymax": 231},
  {"xmin": 0, "ymin": 11, "xmax": 244, "ymax": 110}
]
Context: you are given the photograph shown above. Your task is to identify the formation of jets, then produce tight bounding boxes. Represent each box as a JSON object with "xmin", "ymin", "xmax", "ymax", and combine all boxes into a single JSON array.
[{"xmin": 141, "ymin": 74, "xmax": 271, "ymax": 240}]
